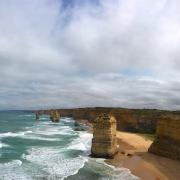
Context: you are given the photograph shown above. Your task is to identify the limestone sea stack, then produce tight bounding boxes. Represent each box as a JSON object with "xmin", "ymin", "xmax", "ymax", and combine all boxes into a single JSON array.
[
  {"xmin": 91, "ymin": 113, "xmax": 118, "ymax": 158},
  {"xmin": 35, "ymin": 112, "xmax": 40, "ymax": 120},
  {"xmin": 50, "ymin": 110, "xmax": 60, "ymax": 123},
  {"xmin": 148, "ymin": 114, "xmax": 180, "ymax": 161}
]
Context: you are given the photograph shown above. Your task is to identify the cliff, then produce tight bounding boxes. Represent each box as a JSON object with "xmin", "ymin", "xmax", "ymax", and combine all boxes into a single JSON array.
[
  {"xmin": 35, "ymin": 107, "xmax": 180, "ymax": 134},
  {"xmin": 149, "ymin": 114, "xmax": 180, "ymax": 160}
]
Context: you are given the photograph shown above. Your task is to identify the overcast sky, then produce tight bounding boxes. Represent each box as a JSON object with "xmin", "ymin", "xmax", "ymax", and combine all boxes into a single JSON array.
[{"xmin": 1, "ymin": 0, "xmax": 180, "ymax": 110}]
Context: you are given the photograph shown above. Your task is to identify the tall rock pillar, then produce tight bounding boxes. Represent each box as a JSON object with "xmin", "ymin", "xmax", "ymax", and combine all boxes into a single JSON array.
[
  {"xmin": 50, "ymin": 110, "xmax": 60, "ymax": 123},
  {"xmin": 35, "ymin": 112, "xmax": 40, "ymax": 120},
  {"xmin": 91, "ymin": 113, "xmax": 118, "ymax": 158}
]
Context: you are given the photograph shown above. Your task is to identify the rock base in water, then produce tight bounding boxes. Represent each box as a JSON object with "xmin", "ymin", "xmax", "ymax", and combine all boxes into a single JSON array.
[
  {"xmin": 91, "ymin": 113, "xmax": 118, "ymax": 158},
  {"xmin": 35, "ymin": 112, "xmax": 40, "ymax": 120},
  {"xmin": 50, "ymin": 110, "xmax": 60, "ymax": 123}
]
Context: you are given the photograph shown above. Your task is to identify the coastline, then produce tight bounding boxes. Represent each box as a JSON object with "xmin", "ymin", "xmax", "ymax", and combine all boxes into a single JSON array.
[
  {"xmin": 106, "ymin": 131, "xmax": 180, "ymax": 180},
  {"xmin": 79, "ymin": 120, "xmax": 180, "ymax": 180}
]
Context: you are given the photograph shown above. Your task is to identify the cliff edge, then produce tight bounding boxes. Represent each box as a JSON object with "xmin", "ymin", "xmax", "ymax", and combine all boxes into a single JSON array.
[{"xmin": 149, "ymin": 114, "xmax": 180, "ymax": 160}]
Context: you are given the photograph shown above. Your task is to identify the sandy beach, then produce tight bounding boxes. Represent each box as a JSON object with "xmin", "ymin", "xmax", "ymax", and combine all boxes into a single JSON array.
[
  {"xmin": 106, "ymin": 131, "xmax": 180, "ymax": 180},
  {"xmin": 76, "ymin": 119, "xmax": 180, "ymax": 180}
]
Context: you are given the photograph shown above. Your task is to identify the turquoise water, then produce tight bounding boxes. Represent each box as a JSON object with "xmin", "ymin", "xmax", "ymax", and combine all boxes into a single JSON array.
[{"xmin": 0, "ymin": 111, "xmax": 139, "ymax": 180}]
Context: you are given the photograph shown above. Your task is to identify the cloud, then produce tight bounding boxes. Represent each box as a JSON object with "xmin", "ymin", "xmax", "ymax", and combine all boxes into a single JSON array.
[{"xmin": 0, "ymin": 0, "xmax": 180, "ymax": 110}]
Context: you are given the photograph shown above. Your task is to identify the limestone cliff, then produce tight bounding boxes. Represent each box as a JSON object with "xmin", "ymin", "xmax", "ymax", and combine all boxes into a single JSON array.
[
  {"xmin": 50, "ymin": 110, "xmax": 60, "ymax": 123},
  {"xmin": 35, "ymin": 107, "xmax": 180, "ymax": 134},
  {"xmin": 149, "ymin": 114, "xmax": 180, "ymax": 160},
  {"xmin": 91, "ymin": 113, "xmax": 118, "ymax": 158}
]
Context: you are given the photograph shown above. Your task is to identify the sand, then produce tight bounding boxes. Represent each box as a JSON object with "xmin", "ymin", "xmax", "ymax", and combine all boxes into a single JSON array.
[{"xmin": 106, "ymin": 131, "xmax": 180, "ymax": 180}]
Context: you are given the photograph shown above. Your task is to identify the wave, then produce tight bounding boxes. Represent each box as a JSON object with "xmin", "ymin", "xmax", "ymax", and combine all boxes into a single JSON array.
[
  {"xmin": 23, "ymin": 115, "xmax": 33, "ymax": 117},
  {"xmin": 31, "ymin": 125, "xmax": 74, "ymax": 136},
  {"xmin": 67, "ymin": 132, "xmax": 92, "ymax": 152},
  {"xmin": 20, "ymin": 135, "xmax": 60, "ymax": 142},
  {"xmin": 62, "ymin": 117, "xmax": 74, "ymax": 122},
  {"xmin": 0, "ymin": 131, "xmax": 27, "ymax": 138},
  {"xmin": 0, "ymin": 142, "xmax": 10, "ymax": 148},
  {"xmin": 85, "ymin": 158, "xmax": 140, "ymax": 180},
  {"xmin": 39, "ymin": 117, "xmax": 49, "ymax": 120},
  {"xmin": 0, "ymin": 120, "xmax": 8, "ymax": 123},
  {"xmin": 0, "ymin": 160, "xmax": 32, "ymax": 180},
  {"xmin": 0, "ymin": 130, "xmax": 33, "ymax": 139},
  {"xmin": 23, "ymin": 147, "xmax": 88, "ymax": 179},
  {"xmin": 19, "ymin": 114, "xmax": 33, "ymax": 117}
]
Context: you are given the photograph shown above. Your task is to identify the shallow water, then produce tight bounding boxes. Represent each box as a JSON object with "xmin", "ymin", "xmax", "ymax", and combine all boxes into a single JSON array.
[{"xmin": 0, "ymin": 111, "xmax": 139, "ymax": 180}]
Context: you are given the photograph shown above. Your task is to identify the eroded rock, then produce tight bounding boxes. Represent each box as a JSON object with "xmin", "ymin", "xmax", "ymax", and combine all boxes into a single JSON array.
[
  {"xmin": 35, "ymin": 112, "xmax": 40, "ymax": 120},
  {"xmin": 50, "ymin": 110, "xmax": 60, "ymax": 123},
  {"xmin": 148, "ymin": 114, "xmax": 180, "ymax": 161},
  {"xmin": 91, "ymin": 113, "xmax": 118, "ymax": 158}
]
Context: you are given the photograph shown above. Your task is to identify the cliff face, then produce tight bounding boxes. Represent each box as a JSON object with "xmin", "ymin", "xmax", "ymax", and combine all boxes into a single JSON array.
[
  {"xmin": 149, "ymin": 115, "xmax": 180, "ymax": 160},
  {"xmin": 91, "ymin": 113, "xmax": 118, "ymax": 158},
  {"xmin": 50, "ymin": 110, "xmax": 60, "ymax": 122},
  {"xmin": 110, "ymin": 109, "xmax": 163, "ymax": 133},
  {"xmin": 35, "ymin": 107, "xmax": 180, "ymax": 134}
]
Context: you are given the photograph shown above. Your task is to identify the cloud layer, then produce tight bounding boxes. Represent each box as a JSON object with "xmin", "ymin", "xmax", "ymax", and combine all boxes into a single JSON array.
[{"xmin": 0, "ymin": 0, "xmax": 180, "ymax": 110}]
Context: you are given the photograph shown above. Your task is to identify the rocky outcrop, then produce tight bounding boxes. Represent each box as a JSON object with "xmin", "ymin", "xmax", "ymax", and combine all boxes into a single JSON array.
[
  {"xmin": 91, "ymin": 113, "xmax": 118, "ymax": 158},
  {"xmin": 35, "ymin": 112, "xmax": 40, "ymax": 120},
  {"xmin": 149, "ymin": 114, "xmax": 180, "ymax": 161},
  {"xmin": 50, "ymin": 110, "xmax": 60, "ymax": 122},
  {"xmin": 35, "ymin": 107, "xmax": 180, "ymax": 134}
]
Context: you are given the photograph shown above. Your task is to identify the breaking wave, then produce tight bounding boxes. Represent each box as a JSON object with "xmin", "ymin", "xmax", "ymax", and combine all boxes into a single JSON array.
[
  {"xmin": 0, "ymin": 142, "xmax": 10, "ymax": 148},
  {"xmin": 0, "ymin": 160, "xmax": 32, "ymax": 180},
  {"xmin": 23, "ymin": 147, "xmax": 88, "ymax": 179},
  {"xmin": 0, "ymin": 131, "xmax": 32, "ymax": 139},
  {"xmin": 67, "ymin": 131, "xmax": 92, "ymax": 152}
]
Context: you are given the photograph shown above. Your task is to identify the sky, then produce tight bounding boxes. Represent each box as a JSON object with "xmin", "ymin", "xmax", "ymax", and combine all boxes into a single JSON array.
[{"xmin": 1, "ymin": 0, "xmax": 180, "ymax": 110}]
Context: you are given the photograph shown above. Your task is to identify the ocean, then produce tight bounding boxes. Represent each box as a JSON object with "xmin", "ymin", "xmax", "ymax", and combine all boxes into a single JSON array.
[{"xmin": 0, "ymin": 111, "xmax": 139, "ymax": 180}]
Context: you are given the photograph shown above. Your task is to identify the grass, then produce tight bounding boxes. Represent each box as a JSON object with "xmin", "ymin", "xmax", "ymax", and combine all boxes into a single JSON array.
[{"xmin": 136, "ymin": 133, "xmax": 156, "ymax": 141}]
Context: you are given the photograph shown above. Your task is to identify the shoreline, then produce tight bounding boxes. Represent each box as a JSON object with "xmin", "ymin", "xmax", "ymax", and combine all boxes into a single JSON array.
[
  {"xmin": 78, "ymin": 119, "xmax": 180, "ymax": 180},
  {"xmin": 106, "ymin": 131, "xmax": 180, "ymax": 180}
]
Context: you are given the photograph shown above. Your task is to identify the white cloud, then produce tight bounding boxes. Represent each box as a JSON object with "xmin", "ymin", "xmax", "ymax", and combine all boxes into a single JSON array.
[{"xmin": 0, "ymin": 0, "xmax": 180, "ymax": 110}]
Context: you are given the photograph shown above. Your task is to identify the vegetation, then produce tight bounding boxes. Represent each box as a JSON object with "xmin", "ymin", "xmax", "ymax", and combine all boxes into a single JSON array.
[{"xmin": 137, "ymin": 133, "xmax": 156, "ymax": 141}]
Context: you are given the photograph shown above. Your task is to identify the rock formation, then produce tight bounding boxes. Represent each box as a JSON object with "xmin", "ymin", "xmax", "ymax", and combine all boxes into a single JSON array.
[
  {"xmin": 35, "ymin": 112, "xmax": 40, "ymax": 120},
  {"xmin": 35, "ymin": 107, "xmax": 180, "ymax": 134},
  {"xmin": 149, "ymin": 114, "xmax": 180, "ymax": 161},
  {"xmin": 50, "ymin": 110, "xmax": 60, "ymax": 122},
  {"xmin": 91, "ymin": 113, "xmax": 118, "ymax": 158}
]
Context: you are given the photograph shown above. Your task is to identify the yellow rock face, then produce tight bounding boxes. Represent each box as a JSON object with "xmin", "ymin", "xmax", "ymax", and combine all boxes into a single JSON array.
[
  {"xmin": 50, "ymin": 110, "xmax": 60, "ymax": 122},
  {"xmin": 91, "ymin": 113, "xmax": 118, "ymax": 158},
  {"xmin": 149, "ymin": 114, "xmax": 180, "ymax": 161}
]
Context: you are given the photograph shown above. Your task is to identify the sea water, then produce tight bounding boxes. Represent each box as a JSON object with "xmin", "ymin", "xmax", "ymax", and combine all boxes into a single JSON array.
[{"xmin": 0, "ymin": 111, "xmax": 139, "ymax": 180}]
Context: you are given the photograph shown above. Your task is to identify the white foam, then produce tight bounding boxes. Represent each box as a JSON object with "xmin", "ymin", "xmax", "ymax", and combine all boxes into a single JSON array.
[
  {"xmin": 0, "ymin": 160, "xmax": 32, "ymax": 180},
  {"xmin": 39, "ymin": 117, "xmax": 48, "ymax": 120},
  {"xmin": 32, "ymin": 125, "xmax": 74, "ymax": 136},
  {"xmin": 23, "ymin": 115, "xmax": 33, "ymax": 117},
  {"xmin": 0, "ymin": 142, "xmax": 10, "ymax": 148},
  {"xmin": 87, "ymin": 158, "xmax": 140, "ymax": 180},
  {"xmin": 19, "ymin": 114, "xmax": 33, "ymax": 117},
  {"xmin": 2, "ymin": 159, "xmax": 22, "ymax": 167},
  {"xmin": 20, "ymin": 135, "xmax": 60, "ymax": 142},
  {"xmin": 67, "ymin": 132, "xmax": 93, "ymax": 152},
  {"xmin": 62, "ymin": 117, "xmax": 74, "ymax": 123},
  {"xmin": 0, "ymin": 132, "xmax": 25, "ymax": 138},
  {"xmin": 23, "ymin": 147, "xmax": 87, "ymax": 179},
  {"xmin": 0, "ymin": 130, "xmax": 32, "ymax": 139}
]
